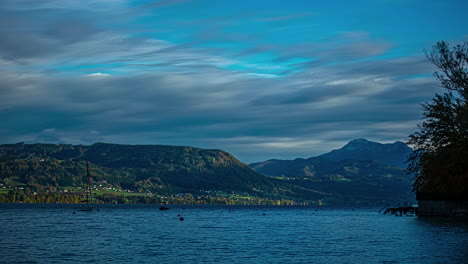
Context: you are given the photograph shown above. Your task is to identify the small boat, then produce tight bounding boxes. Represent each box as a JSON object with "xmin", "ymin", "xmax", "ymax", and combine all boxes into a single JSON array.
[
  {"xmin": 79, "ymin": 162, "xmax": 94, "ymax": 212},
  {"xmin": 79, "ymin": 204, "xmax": 93, "ymax": 211},
  {"xmin": 159, "ymin": 206, "xmax": 170, "ymax": 210}
]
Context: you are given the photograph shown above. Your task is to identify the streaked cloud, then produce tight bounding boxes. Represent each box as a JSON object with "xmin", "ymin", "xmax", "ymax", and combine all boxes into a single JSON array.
[{"xmin": 0, "ymin": 0, "xmax": 466, "ymax": 163}]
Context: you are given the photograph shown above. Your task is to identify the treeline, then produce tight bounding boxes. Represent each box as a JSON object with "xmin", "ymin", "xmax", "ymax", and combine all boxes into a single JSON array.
[
  {"xmin": 0, "ymin": 190, "xmax": 311, "ymax": 206},
  {"xmin": 0, "ymin": 191, "xmax": 82, "ymax": 204}
]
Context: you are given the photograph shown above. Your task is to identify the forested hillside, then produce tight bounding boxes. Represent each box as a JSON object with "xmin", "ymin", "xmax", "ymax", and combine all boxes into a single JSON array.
[{"xmin": 0, "ymin": 143, "xmax": 322, "ymax": 204}]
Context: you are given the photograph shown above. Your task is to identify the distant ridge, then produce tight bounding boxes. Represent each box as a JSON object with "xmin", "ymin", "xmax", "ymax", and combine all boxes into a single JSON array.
[
  {"xmin": 319, "ymin": 138, "xmax": 413, "ymax": 168},
  {"xmin": 249, "ymin": 139, "xmax": 415, "ymax": 204}
]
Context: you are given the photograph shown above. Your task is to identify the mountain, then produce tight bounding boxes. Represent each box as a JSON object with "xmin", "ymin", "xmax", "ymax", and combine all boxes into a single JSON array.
[
  {"xmin": 0, "ymin": 143, "xmax": 321, "ymax": 203},
  {"xmin": 319, "ymin": 138, "xmax": 413, "ymax": 168},
  {"xmin": 0, "ymin": 140, "xmax": 415, "ymax": 205},
  {"xmin": 249, "ymin": 139, "xmax": 415, "ymax": 204},
  {"xmin": 249, "ymin": 139, "xmax": 412, "ymax": 176}
]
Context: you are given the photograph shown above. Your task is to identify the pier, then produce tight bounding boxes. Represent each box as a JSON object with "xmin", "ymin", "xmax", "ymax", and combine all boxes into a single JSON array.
[{"xmin": 379, "ymin": 204, "xmax": 418, "ymax": 216}]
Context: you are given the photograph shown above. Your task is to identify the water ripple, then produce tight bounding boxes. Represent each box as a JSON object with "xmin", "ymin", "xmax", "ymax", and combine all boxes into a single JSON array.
[{"xmin": 1, "ymin": 204, "xmax": 467, "ymax": 263}]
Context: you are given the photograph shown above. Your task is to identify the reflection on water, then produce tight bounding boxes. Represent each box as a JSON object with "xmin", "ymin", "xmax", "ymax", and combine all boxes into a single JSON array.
[{"xmin": 1, "ymin": 204, "xmax": 467, "ymax": 263}]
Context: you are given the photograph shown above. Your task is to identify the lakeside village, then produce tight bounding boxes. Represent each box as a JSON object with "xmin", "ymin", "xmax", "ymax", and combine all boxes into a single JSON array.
[{"xmin": 0, "ymin": 183, "xmax": 313, "ymax": 206}]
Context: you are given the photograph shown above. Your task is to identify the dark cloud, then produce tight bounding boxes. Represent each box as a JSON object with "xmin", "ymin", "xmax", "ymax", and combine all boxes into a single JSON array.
[
  {"xmin": 337, "ymin": 56, "xmax": 435, "ymax": 77},
  {"xmin": 0, "ymin": 0, "xmax": 449, "ymax": 163},
  {"xmin": 0, "ymin": 53, "xmax": 439, "ymax": 163},
  {"xmin": 2, "ymin": 58, "xmax": 435, "ymax": 152},
  {"xmin": 44, "ymin": 19, "xmax": 100, "ymax": 43},
  {"xmin": 0, "ymin": 6, "xmax": 105, "ymax": 65},
  {"xmin": 0, "ymin": 25, "xmax": 59, "ymax": 60},
  {"xmin": 274, "ymin": 31, "xmax": 394, "ymax": 64},
  {"xmin": 34, "ymin": 128, "xmax": 61, "ymax": 143}
]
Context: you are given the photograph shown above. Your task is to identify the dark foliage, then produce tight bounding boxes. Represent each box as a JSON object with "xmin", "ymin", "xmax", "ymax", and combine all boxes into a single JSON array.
[{"xmin": 407, "ymin": 41, "xmax": 468, "ymax": 199}]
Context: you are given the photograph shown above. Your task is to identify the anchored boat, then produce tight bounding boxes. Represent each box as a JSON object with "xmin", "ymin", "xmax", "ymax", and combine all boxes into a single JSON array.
[{"xmin": 79, "ymin": 162, "xmax": 93, "ymax": 211}]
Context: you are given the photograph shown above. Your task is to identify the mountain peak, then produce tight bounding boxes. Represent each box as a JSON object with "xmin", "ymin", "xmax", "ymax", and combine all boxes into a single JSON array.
[
  {"xmin": 349, "ymin": 138, "xmax": 369, "ymax": 144},
  {"xmin": 342, "ymin": 138, "xmax": 373, "ymax": 150},
  {"xmin": 320, "ymin": 139, "xmax": 412, "ymax": 167}
]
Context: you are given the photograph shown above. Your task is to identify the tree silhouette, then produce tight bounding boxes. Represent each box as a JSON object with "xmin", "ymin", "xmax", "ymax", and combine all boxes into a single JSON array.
[{"xmin": 407, "ymin": 41, "xmax": 468, "ymax": 198}]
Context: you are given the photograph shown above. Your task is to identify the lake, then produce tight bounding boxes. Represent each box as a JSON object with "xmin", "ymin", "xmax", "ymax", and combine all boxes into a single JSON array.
[{"xmin": 1, "ymin": 204, "xmax": 467, "ymax": 263}]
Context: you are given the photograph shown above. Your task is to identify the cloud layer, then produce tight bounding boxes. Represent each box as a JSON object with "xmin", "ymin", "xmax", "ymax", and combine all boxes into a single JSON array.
[{"xmin": 1, "ymin": 0, "xmax": 464, "ymax": 163}]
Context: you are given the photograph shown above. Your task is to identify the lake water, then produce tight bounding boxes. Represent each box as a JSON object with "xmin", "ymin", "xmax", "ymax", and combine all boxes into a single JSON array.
[{"xmin": 1, "ymin": 204, "xmax": 467, "ymax": 264}]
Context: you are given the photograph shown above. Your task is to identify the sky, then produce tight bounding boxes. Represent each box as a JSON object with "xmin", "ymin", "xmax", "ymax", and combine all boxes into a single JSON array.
[{"xmin": 1, "ymin": 0, "xmax": 467, "ymax": 163}]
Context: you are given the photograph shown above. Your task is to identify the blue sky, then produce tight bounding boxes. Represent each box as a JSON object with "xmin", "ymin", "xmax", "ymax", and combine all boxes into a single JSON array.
[{"xmin": 1, "ymin": 0, "xmax": 467, "ymax": 163}]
